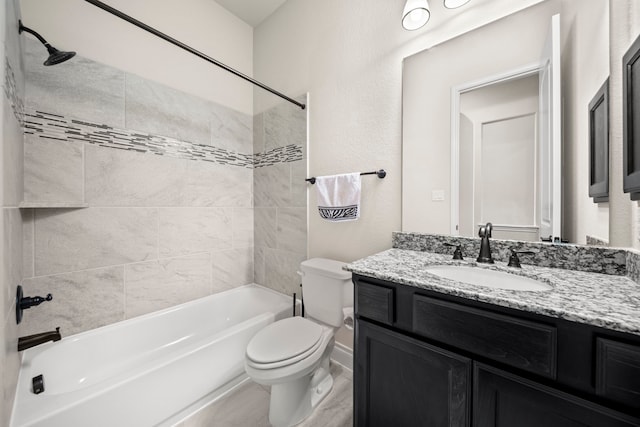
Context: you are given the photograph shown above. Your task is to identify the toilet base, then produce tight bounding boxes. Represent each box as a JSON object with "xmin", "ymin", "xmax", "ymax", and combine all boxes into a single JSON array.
[{"xmin": 268, "ymin": 357, "xmax": 334, "ymax": 427}]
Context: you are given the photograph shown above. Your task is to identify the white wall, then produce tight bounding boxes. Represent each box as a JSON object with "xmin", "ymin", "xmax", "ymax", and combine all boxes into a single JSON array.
[
  {"xmin": 608, "ymin": 1, "xmax": 640, "ymax": 248},
  {"xmin": 561, "ymin": 0, "xmax": 610, "ymax": 244},
  {"xmin": 254, "ymin": 0, "xmax": 545, "ymax": 263},
  {"xmin": 20, "ymin": 0, "xmax": 253, "ymax": 114}
]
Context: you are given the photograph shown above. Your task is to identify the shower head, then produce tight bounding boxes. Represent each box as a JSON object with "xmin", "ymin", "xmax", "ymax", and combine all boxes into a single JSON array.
[
  {"xmin": 18, "ymin": 20, "xmax": 76, "ymax": 66},
  {"xmin": 43, "ymin": 46, "xmax": 76, "ymax": 66}
]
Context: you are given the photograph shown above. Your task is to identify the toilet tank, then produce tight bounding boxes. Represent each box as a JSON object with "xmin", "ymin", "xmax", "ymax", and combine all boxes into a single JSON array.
[{"xmin": 300, "ymin": 258, "xmax": 353, "ymax": 327}]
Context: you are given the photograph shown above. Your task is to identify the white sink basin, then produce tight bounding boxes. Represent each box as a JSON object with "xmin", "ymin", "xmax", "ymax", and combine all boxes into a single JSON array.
[{"xmin": 425, "ymin": 265, "xmax": 552, "ymax": 292}]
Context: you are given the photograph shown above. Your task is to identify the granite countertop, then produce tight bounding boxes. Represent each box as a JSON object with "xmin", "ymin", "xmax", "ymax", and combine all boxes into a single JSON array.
[{"xmin": 345, "ymin": 248, "xmax": 640, "ymax": 336}]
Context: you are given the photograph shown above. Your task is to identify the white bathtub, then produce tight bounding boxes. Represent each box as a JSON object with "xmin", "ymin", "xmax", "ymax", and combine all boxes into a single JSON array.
[{"xmin": 11, "ymin": 284, "xmax": 292, "ymax": 427}]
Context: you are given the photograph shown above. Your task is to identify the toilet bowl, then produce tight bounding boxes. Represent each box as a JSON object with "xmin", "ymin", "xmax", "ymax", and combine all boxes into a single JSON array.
[
  {"xmin": 245, "ymin": 317, "xmax": 336, "ymax": 426},
  {"xmin": 244, "ymin": 258, "xmax": 353, "ymax": 427}
]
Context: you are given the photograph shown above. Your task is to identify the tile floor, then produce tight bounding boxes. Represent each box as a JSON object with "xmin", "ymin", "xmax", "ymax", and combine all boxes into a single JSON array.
[{"xmin": 176, "ymin": 362, "xmax": 353, "ymax": 426}]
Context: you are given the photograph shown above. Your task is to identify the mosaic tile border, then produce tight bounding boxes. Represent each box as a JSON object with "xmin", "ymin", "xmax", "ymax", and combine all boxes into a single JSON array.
[
  {"xmin": 392, "ymin": 232, "xmax": 628, "ymax": 276},
  {"xmin": 24, "ymin": 108, "xmax": 303, "ymax": 168},
  {"xmin": 4, "ymin": 57, "xmax": 24, "ymax": 125},
  {"xmin": 255, "ymin": 145, "xmax": 303, "ymax": 168}
]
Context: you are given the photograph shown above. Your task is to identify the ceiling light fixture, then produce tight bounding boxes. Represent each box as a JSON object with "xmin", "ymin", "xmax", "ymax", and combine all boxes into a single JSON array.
[
  {"xmin": 402, "ymin": 0, "xmax": 431, "ymax": 31},
  {"xmin": 444, "ymin": 0, "xmax": 471, "ymax": 9}
]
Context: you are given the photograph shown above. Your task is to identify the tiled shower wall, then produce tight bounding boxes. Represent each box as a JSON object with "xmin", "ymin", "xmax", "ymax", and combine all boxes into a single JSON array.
[
  {"xmin": 1, "ymin": 0, "xmax": 25, "ymax": 423},
  {"xmin": 19, "ymin": 37, "xmax": 259, "ymax": 337},
  {"xmin": 253, "ymin": 98, "xmax": 308, "ymax": 296}
]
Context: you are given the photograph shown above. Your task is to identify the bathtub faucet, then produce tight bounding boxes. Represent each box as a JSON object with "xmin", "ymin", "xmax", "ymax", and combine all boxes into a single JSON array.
[{"xmin": 18, "ymin": 327, "xmax": 61, "ymax": 351}]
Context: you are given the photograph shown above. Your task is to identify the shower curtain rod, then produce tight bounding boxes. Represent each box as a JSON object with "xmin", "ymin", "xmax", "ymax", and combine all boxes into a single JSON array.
[{"xmin": 83, "ymin": 0, "xmax": 306, "ymax": 110}]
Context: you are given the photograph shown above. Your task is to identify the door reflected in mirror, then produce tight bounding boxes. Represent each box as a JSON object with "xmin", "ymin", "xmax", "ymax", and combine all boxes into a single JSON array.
[{"xmin": 457, "ymin": 74, "xmax": 540, "ymax": 241}]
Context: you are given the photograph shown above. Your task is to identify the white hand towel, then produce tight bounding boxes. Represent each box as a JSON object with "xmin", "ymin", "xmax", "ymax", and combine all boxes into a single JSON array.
[{"xmin": 315, "ymin": 173, "xmax": 361, "ymax": 222}]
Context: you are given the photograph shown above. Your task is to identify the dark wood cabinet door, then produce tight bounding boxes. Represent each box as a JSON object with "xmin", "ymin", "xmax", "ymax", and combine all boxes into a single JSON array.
[
  {"xmin": 473, "ymin": 363, "xmax": 640, "ymax": 427},
  {"xmin": 355, "ymin": 319, "xmax": 471, "ymax": 427}
]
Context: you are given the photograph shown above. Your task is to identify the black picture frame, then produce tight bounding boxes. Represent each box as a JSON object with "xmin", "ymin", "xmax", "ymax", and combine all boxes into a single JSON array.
[
  {"xmin": 623, "ymin": 33, "xmax": 640, "ymax": 199},
  {"xmin": 589, "ymin": 78, "xmax": 609, "ymax": 203}
]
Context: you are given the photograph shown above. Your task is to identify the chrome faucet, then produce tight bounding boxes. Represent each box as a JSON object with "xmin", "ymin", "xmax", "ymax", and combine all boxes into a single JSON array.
[
  {"xmin": 18, "ymin": 327, "xmax": 61, "ymax": 351},
  {"xmin": 477, "ymin": 222, "xmax": 494, "ymax": 264}
]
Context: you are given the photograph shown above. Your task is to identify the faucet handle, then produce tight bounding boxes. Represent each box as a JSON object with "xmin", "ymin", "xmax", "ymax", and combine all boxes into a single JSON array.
[
  {"xmin": 444, "ymin": 243, "xmax": 464, "ymax": 260},
  {"xmin": 508, "ymin": 250, "xmax": 536, "ymax": 268},
  {"xmin": 478, "ymin": 222, "xmax": 493, "ymax": 238},
  {"xmin": 16, "ymin": 285, "xmax": 53, "ymax": 324}
]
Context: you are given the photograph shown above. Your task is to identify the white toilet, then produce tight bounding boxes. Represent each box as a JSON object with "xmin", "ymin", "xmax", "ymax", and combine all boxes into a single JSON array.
[{"xmin": 244, "ymin": 258, "xmax": 353, "ymax": 427}]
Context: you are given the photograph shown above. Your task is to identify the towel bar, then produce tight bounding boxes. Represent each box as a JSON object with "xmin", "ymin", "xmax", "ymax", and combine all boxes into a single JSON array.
[{"xmin": 305, "ymin": 169, "xmax": 386, "ymax": 185}]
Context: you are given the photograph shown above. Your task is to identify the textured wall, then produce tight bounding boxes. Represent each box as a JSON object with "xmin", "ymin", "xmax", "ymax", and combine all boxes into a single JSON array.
[
  {"xmin": 20, "ymin": 38, "xmax": 256, "ymax": 337},
  {"xmin": 1, "ymin": 0, "xmax": 24, "ymax": 424},
  {"xmin": 253, "ymin": 0, "xmax": 546, "ymax": 350}
]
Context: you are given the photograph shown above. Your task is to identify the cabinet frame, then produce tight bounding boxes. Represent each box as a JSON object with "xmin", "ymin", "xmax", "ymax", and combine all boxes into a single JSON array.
[
  {"xmin": 589, "ymin": 78, "xmax": 609, "ymax": 202},
  {"xmin": 623, "ymin": 33, "xmax": 640, "ymax": 198}
]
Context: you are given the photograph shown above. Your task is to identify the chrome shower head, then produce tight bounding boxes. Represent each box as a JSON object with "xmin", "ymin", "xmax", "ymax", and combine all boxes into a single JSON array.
[{"xmin": 19, "ymin": 20, "xmax": 76, "ymax": 66}]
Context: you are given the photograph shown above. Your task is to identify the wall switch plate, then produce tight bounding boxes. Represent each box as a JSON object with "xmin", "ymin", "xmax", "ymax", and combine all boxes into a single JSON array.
[{"xmin": 432, "ymin": 190, "xmax": 445, "ymax": 201}]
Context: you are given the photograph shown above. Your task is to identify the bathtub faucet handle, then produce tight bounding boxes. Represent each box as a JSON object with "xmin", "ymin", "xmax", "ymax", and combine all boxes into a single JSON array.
[
  {"xmin": 20, "ymin": 293, "xmax": 52, "ymax": 310},
  {"xmin": 16, "ymin": 285, "xmax": 53, "ymax": 324}
]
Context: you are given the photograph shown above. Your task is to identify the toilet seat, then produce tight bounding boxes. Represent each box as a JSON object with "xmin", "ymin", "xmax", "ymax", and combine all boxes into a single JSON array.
[
  {"xmin": 247, "ymin": 317, "xmax": 323, "ymax": 365},
  {"xmin": 245, "ymin": 318, "xmax": 334, "ymax": 385}
]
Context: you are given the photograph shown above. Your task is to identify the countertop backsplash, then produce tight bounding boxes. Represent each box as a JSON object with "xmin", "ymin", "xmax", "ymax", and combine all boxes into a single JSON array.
[{"xmin": 392, "ymin": 232, "xmax": 630, "ymax": 278}]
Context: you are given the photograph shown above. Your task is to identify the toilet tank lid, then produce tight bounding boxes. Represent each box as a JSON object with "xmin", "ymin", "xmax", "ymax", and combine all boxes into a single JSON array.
[{"xmin": 300, "ymin": 258, "xmax": 352, "ymax": 280}]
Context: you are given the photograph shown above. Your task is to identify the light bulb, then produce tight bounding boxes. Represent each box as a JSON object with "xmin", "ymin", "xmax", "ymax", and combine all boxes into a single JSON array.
[
  {"xmin": 444, "ymin": 0, "xmax": 471, "ymax": 9},
  {"xmin": 402, "ymin": 0, "xmax": 431, "ymax": 31}
]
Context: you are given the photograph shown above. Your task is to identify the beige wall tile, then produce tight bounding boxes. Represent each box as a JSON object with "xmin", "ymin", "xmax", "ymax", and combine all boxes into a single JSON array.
[
  {"xmin": 254, "ymin": 246, "xmax": 266, "ymax": 286},
  {"xmin": 1, "ymin": 95, "xmax": 23, "ymax": 207},
  {"xmin": 20, "ymin": 266, "xmax": 125, "ymax": 336},
  {"xmin": 3, "ymin": 311, "xmax": 20, "ymax": 427},
  {"xmin": 210, "ymin": 104, "xmax": 252, "ymax": 153},
  {"xmin": 253, "ymin": 113, "xmax": 264, "ymax": 154},
  {"xmin": 2, "ymin": 209, "xmax": 22, "ymax": 324},
  {"xmin": 85, "ymin": 146, "xmax": 188, "ymax": 206},
  {"xmin": 255, "ymin": 208, "xmax": 277, "ymax": 249},
  {"xmin": 254, "ymin": 163, "xmax": 291, "ymax": 207},
  {"xmin": 24, "ymin": 38, "xmax": 125, "ymax": 128},
  {"xmin": 212, "ymin": 247, "xmax": 253, "ymax": 292},
  {"xmin": 264, "ymin": 98, "xmax": 307, "ymax": 150},
  {"xmin": 158, "ymin": 207, "xmax": 232, "ymax": 258},
  {"xmin": 34, "ymin": 208, "xmax": 157, "ymax": 275},
  {"xmin": 277, "ymin": 207, "xmax": 307, "ymax": 254},
  {"xmin": 264, "ymin": 249, "xmax": 306, "ymax": 296},
  {"xmin": 22, "ymin": 209, "xmax": 34, "ymax": 279},
  {"xmin": 291, "ymin": 161, "xmax": 308, "ymax": 208},
  {"xmin": 233, "ymin": 208, "xmax": 254, "ymax": 248},
  {"xmin": 125, "ymin": 73, "xmax": 211, "ymax": 145},
  {"xmin": 125, "ymin": 253, "xmax": 212, "ymax": 319},
  {"xmin": 24, "ymin": 136, "xmax": 83, "ymax": 203},
  {"xmin": 186, "ymin": 161, "xmax": 252, "ymax": 207}
]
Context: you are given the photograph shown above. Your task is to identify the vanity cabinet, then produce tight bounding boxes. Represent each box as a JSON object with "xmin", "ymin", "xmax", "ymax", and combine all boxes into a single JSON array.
[
  {"xmin": 356, "ymin": 320, "xmax": 471, "ymax": 427},
  {"xmin": 353, "ymin": 275, "xmax": 640, "ymax": 427}
]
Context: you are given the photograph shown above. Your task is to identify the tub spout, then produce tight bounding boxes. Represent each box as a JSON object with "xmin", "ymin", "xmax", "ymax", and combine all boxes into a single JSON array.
[{"xmin": 18, "ymin": 327, "xmax": 61, "ymax": 351}]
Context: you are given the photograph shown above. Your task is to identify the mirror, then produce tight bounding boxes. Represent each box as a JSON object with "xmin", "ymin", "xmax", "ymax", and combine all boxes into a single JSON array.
[
  {"xmin": 456, "ymin": 73, "xmax": 541, "ymax": 241},
  {"xmin": 402, "ymin": 0, "xmax": 610, "ymax": 245}
]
